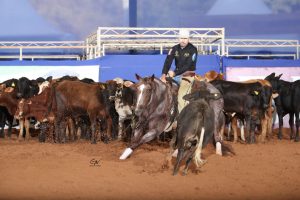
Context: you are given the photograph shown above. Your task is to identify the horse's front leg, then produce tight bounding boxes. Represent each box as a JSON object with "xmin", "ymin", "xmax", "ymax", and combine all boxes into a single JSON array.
[{"xmin": 120, "ymin": 129, "xmax": 158, "ymax": 160}]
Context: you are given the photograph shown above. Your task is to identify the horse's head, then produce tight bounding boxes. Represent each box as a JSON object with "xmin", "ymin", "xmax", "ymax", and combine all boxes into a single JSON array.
[{"xmin": 134, "ymin": 74, "xmax": 156, "ymax": 116}]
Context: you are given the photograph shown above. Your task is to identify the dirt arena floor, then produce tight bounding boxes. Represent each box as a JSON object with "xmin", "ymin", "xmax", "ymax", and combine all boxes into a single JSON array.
[{"xmin": 0, "ymin": 128, "xmax": 300, "ymax": 200}]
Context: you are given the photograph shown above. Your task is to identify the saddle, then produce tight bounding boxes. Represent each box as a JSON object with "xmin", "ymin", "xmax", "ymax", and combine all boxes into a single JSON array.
[{"xmin": 181, "ymin": 71, "xmax": 196, "ymax": 83}]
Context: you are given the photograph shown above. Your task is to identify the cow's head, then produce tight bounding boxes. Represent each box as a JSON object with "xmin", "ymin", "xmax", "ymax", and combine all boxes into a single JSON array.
[
  {"xmin": 184, "ymin": 81, "xmax": 222, "ymax": 102},
  {"xmin": 265, "ymin": 73, "xmax": 282, "ymax": 95},
  {"xmin": 15, "ymin": 99, "xmax": 31, "ymax": 119}
]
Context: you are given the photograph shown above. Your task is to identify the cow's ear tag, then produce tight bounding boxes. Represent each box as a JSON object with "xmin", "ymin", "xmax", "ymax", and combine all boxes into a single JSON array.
[
  {"xmin": 254, "ymin": 90, "xmax": 259, "ymax": 95},
  {"xmin": 11, "ymin": 82, "xmax": 15, "ymax": 87}
]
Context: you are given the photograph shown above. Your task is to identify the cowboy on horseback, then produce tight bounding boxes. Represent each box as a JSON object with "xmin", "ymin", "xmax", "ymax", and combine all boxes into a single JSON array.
[{"xmin": 160, "ymin": 29, "xmax": 198, "ymax": 113}]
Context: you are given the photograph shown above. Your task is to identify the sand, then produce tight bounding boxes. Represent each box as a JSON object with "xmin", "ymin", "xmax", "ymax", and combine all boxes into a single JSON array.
[{"xmin": 0, "ymin": 128, "xmax": 300, "ymax": 200}]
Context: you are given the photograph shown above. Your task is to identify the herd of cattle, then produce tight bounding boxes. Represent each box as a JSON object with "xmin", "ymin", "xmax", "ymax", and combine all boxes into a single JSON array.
[{"xmin": 0, "ymin": 71, "xmax": 299, "ymax": 175}]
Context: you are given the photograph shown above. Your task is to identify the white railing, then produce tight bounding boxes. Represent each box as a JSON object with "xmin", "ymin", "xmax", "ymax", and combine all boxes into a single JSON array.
[
  {"xmin": 0, "ymin": 41, "xmax": 88, "ymax": 60},
  {"xmin": 86, "ymin": 27, "xmax": 225, "ymax": 58},
  {"xmin": 0, "ymin": 27, "xmax": 299, "ymax": 60},
  {"xmin": 227, "ymin": 54, "xmax": 296, "ymax": 60},
  {"xmin": 225, "ymin": 39, "xmax": 299, "ymax": 59}
]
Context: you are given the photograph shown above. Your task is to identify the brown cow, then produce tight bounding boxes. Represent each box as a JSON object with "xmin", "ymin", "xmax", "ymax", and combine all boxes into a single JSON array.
[
  {"xmin": 15, "ymin": 85, "xmax": 56, "ymax": 142},
  {"xmin": 0, "ymin": 87, "xmax": 30, "ymax": 140},
  {"xmin": 52, "ymin": 80, "xmax": 112, "ymax": 144}
]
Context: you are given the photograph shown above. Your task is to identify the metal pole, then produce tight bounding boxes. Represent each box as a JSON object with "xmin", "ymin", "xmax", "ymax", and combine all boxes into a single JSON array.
[
  {"xmin": 97, "ymin": 27, "xmax": 101, "ymax": 57},
  {"xmin": 19, "ymin": 48, "xmax": 23, "ymax": 61},
  {"xmin": 221, "ymin": 28, "xmax": 225, "ymax": 56},
  {"xmin": 297, "ymin": 42, "xmax": 299, "ymax": 59},
  {"xmin": 129, "ymin": 0, "xmax": 137, "ymax": 27}
]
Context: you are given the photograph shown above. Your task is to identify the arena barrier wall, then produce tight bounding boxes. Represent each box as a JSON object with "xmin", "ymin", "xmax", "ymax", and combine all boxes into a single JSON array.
[
  {"xmin": 0, "ymin": 55, "xmax": 221, "ymax": 82},
  {"xmin": 223, "ymin": 57, "xmax": 300, "ymax": 82},
  {"xmin": 98, "ymin": 55, "xmax": 221, "ymax": 81},
  {"xmin": 0, "ymin": 59, "xmax": 101, "ymax": 83}
]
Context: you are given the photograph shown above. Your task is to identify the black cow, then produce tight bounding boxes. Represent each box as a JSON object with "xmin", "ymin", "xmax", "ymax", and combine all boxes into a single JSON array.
[
  {"xmin": 170, "ymin": 83, "xmax": 221, "ymax": 175},
  {"xmin": 16, "ymin": 77, "xmax": 39, "ymax": 98},
  {"xmin": 265, "ymin": 73, "xmax": 300, "ymax": 141},
  {"xmin": 211, "ymin": 80, "xmax": 271, "ymax": 143},
  {"xmin": 0, "ymin": 78, "xmax": 19, "ymax": 138}
]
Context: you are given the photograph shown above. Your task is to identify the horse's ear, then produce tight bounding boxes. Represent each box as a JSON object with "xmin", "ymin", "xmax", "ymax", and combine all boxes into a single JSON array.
[
  {"xmin": 151, "ymin": 74, "xmax": 155, "ymax": 81},
  {"xmin": 135, "ymin": 74, "xmax": 142, "ymax": 81}
]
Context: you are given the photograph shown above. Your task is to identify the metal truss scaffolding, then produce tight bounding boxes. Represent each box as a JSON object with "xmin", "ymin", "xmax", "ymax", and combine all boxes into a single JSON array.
[
  {"xmin": 225, "ymin": 39, "xmax": 299, "ymax": 59},
  {"xmin": 85, "ymin": 27, "xmax": 225, "ymax": 58}
]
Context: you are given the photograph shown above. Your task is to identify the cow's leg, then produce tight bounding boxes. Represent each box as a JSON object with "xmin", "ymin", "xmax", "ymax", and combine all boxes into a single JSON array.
[
  {"xmin": 227, "ymin": 122, "xmax": 231, "ymax": 141},
  {"xmin": 295, "ymin": 112, "xmax": 299, "ymax": 142},
  {"xmin": 68, "ymin": 118, "xmax": 76, "ymax": 141},
  {"xmin": 278, "ymin": 112, "xmax": 284, "ymax": 140},
  {"xmin": 240, "ymin": 121, "xmax": 246, "ymax": 142},
  {"xmin": 6, "ymin": 117, "xmax": 13, "ymax": 138},
  {"xmin": 24, "ymin": 118, "xmax": 31, "ymax": 140},
  {"xmin": 182, "ymin": 153, "xmax": 194, "ymax": 176},
  {"xmin": 0, "ymin": 125, "xmax": 4, "ymax": 138},
  {"xmin": 231, "ymin": 117, "xmax": 238, "ymax": 143},
  {"xmin": 39, "ymin": 122, "xmax": 47, "ymax": 142},
  {"xmin": 91, "ymin": 119, "xmax": 97, "ymax": 144},
  {"xmin": 266, "ymin": 105, "xmax": 274, "ymax": 139},
  {"xmin": 49, "ymin": 123, "xmax": 55, "ymax": 142},
  {"xmin": 99, "ymin": 115, "xmax": 112, "ymax": 143},
  {"xmin": 59, "ymin": 120, "xmax": 66, "ymax": 143},
  {"xmin": 249, "ymin": 116, "xmax": 256, "ymax": 144},
  {"xmin": 162, "ymin": 133, "xmax": 177, "ymax": 169},
  {"xmin": 289, "ymin": 113, "xmax": 295, "ymax": 140},
  {"xmin": 0, "ymin": 113, "xmax": 5, "ymax": 138},
  {"xmin": 245, "ymin": 115, "xmax": 251, "ymax": 143},
  {"xmin": 260, "ymin": 117, "xmax": 268, "ymax": 143},
  {"xmin": 18, "ymin": 119, "xmax": 24, "ymax": 141},
  {"xmin": 266, "ymin": 112, "xmax": 273, "ymax": 140},
  {"xmin": 54, "ymin": 119, "xmax": 60, "ymax": 143}
]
